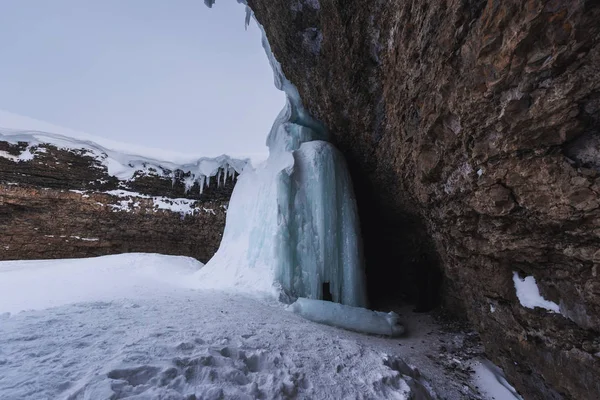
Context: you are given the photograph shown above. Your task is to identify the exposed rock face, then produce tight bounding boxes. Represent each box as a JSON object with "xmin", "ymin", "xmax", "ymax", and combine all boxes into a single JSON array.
[
  {"xmin": 248, "ymin": 0, "xmax": 600, "ymax": 398},
  {"xmin": 0, "ymin": 185, "xmax": 227, "ymax": 262},
  {"xmin": 1, "ymin": 141, "xmax": 236, "ymax": 263}
]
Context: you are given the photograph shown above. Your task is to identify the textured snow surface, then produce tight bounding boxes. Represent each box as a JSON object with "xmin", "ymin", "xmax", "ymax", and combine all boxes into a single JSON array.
[
  {"xmin": 0, "ymin": 255, "xmax": 418, "ymax": 400},
  {"xmin": 0, "ymin": 109, "xmax": 249, "ymax": 186},
  {"xmin": 0, "ymin": 255, "xmax": 518, "ymax": 400},
  {"xmin": 512, "ymin": 272, "xmax": 560, "ymax": 313}
]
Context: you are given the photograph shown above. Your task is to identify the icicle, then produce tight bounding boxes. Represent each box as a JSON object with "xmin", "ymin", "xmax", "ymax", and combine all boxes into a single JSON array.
[
  {"xmin": 200, "ymin": 175, "xmax": 205, "ymax": 195},
  {"xmin": 217, "ymin": 170, "xmax": 222, "ymax": 187},
  {"xmin": 244, "ymin": 6, "xmax": 252, "ymax": 30}
]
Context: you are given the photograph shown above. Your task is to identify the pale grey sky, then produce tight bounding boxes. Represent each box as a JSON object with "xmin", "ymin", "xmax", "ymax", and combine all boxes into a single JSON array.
[{"xmin": 0, "ymin": 0, "xmax": 284, "ymax": 158}]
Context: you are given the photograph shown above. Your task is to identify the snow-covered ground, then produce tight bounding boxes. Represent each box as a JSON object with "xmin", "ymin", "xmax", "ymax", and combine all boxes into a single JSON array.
[
  {"xmin": 0, "ymin": 254, "xmax": 417, "ymax": 399},
  {"xmin": 0, "ymin": 254, "xmax": 520, "ymax": 400}
]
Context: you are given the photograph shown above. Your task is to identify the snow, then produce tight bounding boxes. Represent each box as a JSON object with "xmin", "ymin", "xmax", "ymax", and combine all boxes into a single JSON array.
[
  {"xmin": 0, "ymin": 254, "xmax": 517, "ymax": 399},
  {"xmin": 0, "ymin": 255, "xmax": 422, "ymax": 400},
  {"xmin": 0, "ymin": 254, "xmax": 202, "ymax": 314},
  {"xmin": 473, "ymin": 359, "xmax": 523, "ymax": 400},
  {"xmin": 512, "ymin": 272, "xmax": 560, "ymax": 313},
  {"xmin": 69, "ymin": 236, "xmax": 100, "ymax": 242},
  {"xmin": 0, "ymin": 109, "xmax": 250, "ymax": 190},
  {"xmin": 195, "ymin": 21, "xmax": 367, "ymax": 307},
  {"xmin": 100, "ymin": 189, "xmax": 216, "ymax": 216},
  {"xmin": 0, "ymin": 144, "xmax": 46, "ymax": 162},
  {"xmin": 0, "ymin": 150, "xmax": 18, "ymax": 161},
  {"xmin": 288, "ymin": 298, "xmax": 404, "ymax": 337}
]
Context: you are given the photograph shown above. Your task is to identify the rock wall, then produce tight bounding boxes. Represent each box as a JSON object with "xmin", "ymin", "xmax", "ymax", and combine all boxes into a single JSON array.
[
  {"xmin": 248, "ymin": 0, "xmax": 600, "ymax": 398},
  {"xmin": 1, "ymin": 141, "xmax": 236, "ymax": 263},
  {"xmin": 0, "ymin": 185, "xmax": 227, "ymax": 262}
]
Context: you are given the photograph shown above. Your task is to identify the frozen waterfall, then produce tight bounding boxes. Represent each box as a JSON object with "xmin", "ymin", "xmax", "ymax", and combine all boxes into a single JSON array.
[{"xmin": 196, "ymin": 7, "xmax": 367, "ymax": 308}]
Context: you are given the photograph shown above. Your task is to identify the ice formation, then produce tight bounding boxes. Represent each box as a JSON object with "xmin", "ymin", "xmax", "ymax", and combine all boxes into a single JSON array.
[
  {"xmin": 197, "ymin": 13, "xmax": 367, "ymax": 307},
  {"xmin": 288, "ymin": 298, "xmax": 404, "ymax": 337}
]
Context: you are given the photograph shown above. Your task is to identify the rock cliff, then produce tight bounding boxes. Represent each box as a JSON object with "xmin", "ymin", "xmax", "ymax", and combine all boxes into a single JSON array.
[
  {"xmin": 1, "ymin": 139, "xmax": 240, "ymax": 263},
  {"xmin": 248, "ymin": 0, "xmax": 600, "ymax": 398}
]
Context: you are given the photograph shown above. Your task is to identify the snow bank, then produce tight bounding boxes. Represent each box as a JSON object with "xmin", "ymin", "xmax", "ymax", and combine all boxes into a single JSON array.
[
  {"xmin": 0, "ymin": 109, "xmax": 249, "ymax": 190},
  {"xmin": 512, "ymin": 272, "xmax": 560, "ymax": 313},
  {"xmin": 0, "ymin": 253, "xmax": 203, "ymax": 314},
  {"xmin": 288, "ymin": 298, "xmax": 404, "ymax": 337}
]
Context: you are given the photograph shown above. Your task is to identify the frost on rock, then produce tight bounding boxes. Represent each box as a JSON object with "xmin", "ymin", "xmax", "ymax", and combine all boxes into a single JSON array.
[
  {"xmin": 197, "ymin": 17, "xmax": 367, "ymax": 308},
  {"xmin": 513, "ymin": 272, "xmax": 560, "ymax": 313},
  {"xmin": 288, "ymin": 298, "xmax": 404, "ymax": 337}
]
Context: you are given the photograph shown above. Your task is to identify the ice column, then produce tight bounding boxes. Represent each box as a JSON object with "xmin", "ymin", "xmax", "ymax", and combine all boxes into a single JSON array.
[{"xmin": 197, "ymin": 5, "xmax": 367, "ymax": 308}]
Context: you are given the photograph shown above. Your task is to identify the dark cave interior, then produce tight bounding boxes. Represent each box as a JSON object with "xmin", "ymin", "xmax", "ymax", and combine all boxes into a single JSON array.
[{"xmin": 348, "ymin": 164, "xmax": 444, "ymax": 312}]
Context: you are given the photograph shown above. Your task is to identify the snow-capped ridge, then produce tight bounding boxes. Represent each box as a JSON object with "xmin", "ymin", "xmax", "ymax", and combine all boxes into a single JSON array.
[{"xmin": 0, "ymin": 110, "xmax": 250, "ymax": 193}]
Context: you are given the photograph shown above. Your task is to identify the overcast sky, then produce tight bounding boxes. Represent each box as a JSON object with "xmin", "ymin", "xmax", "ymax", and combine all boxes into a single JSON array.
[{"xmin": 0, "ymin": 0, "xmax": 284, "ymax": 158}]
